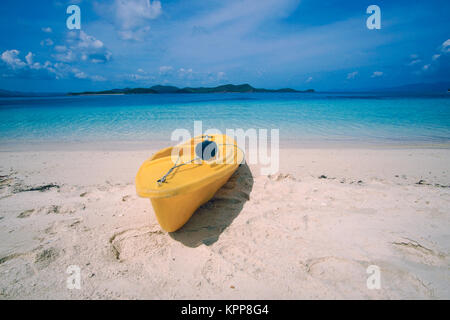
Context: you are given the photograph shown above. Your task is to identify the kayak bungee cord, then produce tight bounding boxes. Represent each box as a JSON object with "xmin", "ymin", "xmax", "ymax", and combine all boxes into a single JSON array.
[
  {"xmin": 157, "ymin": 136, "xmax": 213, "ymax": 185},
  {"xmin": 156, "ymin": 139, "xmax": 245, "ymax": 185},
  {"xmin": 157, "ymin": 155, "xmax": 199, "ymax": 185}
]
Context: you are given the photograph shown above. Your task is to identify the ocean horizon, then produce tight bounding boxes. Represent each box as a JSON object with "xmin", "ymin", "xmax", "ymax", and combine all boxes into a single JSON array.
[{"xmin": 1, "ymin": 92, "xmax": 449, "ymax": 149}]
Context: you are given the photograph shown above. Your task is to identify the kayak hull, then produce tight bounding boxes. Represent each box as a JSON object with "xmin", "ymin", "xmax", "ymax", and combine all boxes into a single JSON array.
[
  {"xmin": 136, "ymin": 134, "xmax": 244, "ymax": 232},
  {"xmin": 149, "ymin": 169, "xmax": 235, "ymax": 232}
]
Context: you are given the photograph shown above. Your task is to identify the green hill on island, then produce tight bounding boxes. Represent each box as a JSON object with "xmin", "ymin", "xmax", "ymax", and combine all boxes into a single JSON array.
[
  {"xmin": 68, "ymin": 84, "xmax": 314, "ymax": 95},
  {"xmin": 149, "ymin": 85, "xmax": 180, "ymax": 93},
  {"xmin": 175, "ymin": 83, "xmax": 305, "ymax": 93}
]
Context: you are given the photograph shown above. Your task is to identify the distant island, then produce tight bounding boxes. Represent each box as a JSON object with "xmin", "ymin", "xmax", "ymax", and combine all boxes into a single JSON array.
[
  {"xmin": 68, "ymin": 84, "xmax": 315, "ymax": 95},
  {"xmin": 2, "ymin": 81, "xmax": 450, "ymax": 97}
]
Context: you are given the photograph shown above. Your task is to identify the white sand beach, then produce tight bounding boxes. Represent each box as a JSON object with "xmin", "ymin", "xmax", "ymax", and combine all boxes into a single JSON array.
[{"xmin": 0, "ymin": 146, "xmax": 449, "ymax": 299}]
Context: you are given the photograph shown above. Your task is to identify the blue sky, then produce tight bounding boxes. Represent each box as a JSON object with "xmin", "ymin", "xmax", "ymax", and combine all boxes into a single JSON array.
[{"xmin": 0, "ymin": 0, "xmax": 449, "ymax": 92}]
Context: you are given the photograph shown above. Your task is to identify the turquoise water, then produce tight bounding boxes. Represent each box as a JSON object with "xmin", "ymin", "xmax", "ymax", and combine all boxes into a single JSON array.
[{"xmin": 0, "ymin": 92, "xmax": 449, "ymax": 146}]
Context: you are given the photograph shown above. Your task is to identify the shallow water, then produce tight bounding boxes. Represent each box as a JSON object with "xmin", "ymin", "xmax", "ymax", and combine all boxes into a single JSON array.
[{"xmin": 0, "ymin": 92, "xmax": 449, "ymax": 147}]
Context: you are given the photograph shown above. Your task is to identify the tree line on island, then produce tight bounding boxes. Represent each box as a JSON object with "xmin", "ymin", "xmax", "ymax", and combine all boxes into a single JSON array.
[
  {"xmin": 2, "ymin": 82, "xmax": 449, "ymax": 97},
  {"xmin": 68, "ymin": 84, "xmax": 315, "ymax": 95}
]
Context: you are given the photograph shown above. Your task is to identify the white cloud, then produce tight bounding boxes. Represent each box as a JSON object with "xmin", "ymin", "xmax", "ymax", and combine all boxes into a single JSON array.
[
  {"xmin": 72, "ymin": 68, "xmax": 106, "ymax": 81},
  {"xmin": 42, "ymin": 27, "xmax": 52, "ymax": 33},
  {"xmin": 73, "ymin": 70, "xmax": 88, "ymax": 79},
  {"xmin": 94, "ymin": 0, "xmax": 162, "ymax": 41},
  {"xmin": 90, "ymin": 75, "xmax": 107, "ymax": 82},
  {"xmin": 54, "ymin": 45, "xmax": 68, "ymax": 52},
  {"xmin": 408, "ymin": 59, "xmax": 421, "ymax": 66},
  {"xmin": 346, "ymin": 71, "xmax": 358, "ymax": 79},
  {"xmin": 305, "ymin": 76, "xmax": 313, "ymax": 83},
  {"xmin": 440, "ymin": 39, "xmax": 450, "ymax": 53},
  {"xmin": 114, "ymin": 0, "xmax": 161, "ymax": 29},
  {"xmin": 419, "ymin": 39, "xmax": 450, "ymax": 73},
  {"xmin": 178, "ymin": 68, "xmax": 193, "ymax": 78},
  {"xmin": 40, "ymin": 38, "xmax": 54, "ymax": 47},
  {"xmin": 117, "ymin": 26, "xmax": 151, "ymax": 41},
  {"xmin": 52, "ymin": 49, "xmax": 77, "ymax": 63},
  {"xmin": 128, "ymin": 73, "xmax": 153, "ymax": 81},
  {"xmin": 159, "ymin": 65, "xmax": 173, "ymax": 75},
  {"xmin": 1, "ymin": 50, "xmax": 27, "ymax": 69},
  {"xmin": 1, "ymin": 50, "xmax": 59, "ymax": 78},
  {"xmin": 153, "ymin": 66, "xmax": 227, "ymax": 84},
  {"xmin": 51, "ymin": 62, "xmax": 105, "ymax": 81},
  {"xmin": 90, "ymin": 52, "xmax": 112, "ymax": 64},
  {"xmin": 75, "ymin": 31, "xmax": 105, "ymax": 49},
  {"xmin": 25, "ymin": 52, "xmax": 34, "ymax": 65},
  {"xmin": 196, "ymin": 0, "xmax": 297, "ymax": 30},
  {"xmin": 371, "ymin": 71, "xmax": 383, "ymax": 78},
  {"xmin": 1, "ymin": 49, "xmax": 104, "ymax": 81},
  {"xmin": 52, "ymin": 31, "xmax": 112, "ymax": 64}
]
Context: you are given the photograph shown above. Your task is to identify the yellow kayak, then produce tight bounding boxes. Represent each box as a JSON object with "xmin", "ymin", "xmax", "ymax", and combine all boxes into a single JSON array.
[{"xmin": 135, "ymin": 134, "xmax": 244, "ymax": 232}]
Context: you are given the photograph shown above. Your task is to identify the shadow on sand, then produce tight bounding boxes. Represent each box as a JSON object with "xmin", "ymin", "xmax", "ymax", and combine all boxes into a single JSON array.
[{"xmin": 169, "ymin": 163, "xmax": 254, "ymax": 247}]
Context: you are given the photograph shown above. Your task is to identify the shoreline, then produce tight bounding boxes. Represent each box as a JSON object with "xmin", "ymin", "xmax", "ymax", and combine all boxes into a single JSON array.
[{"xmin": 1, "ymin": 139, "xmax": 450, "ymax": 152}]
